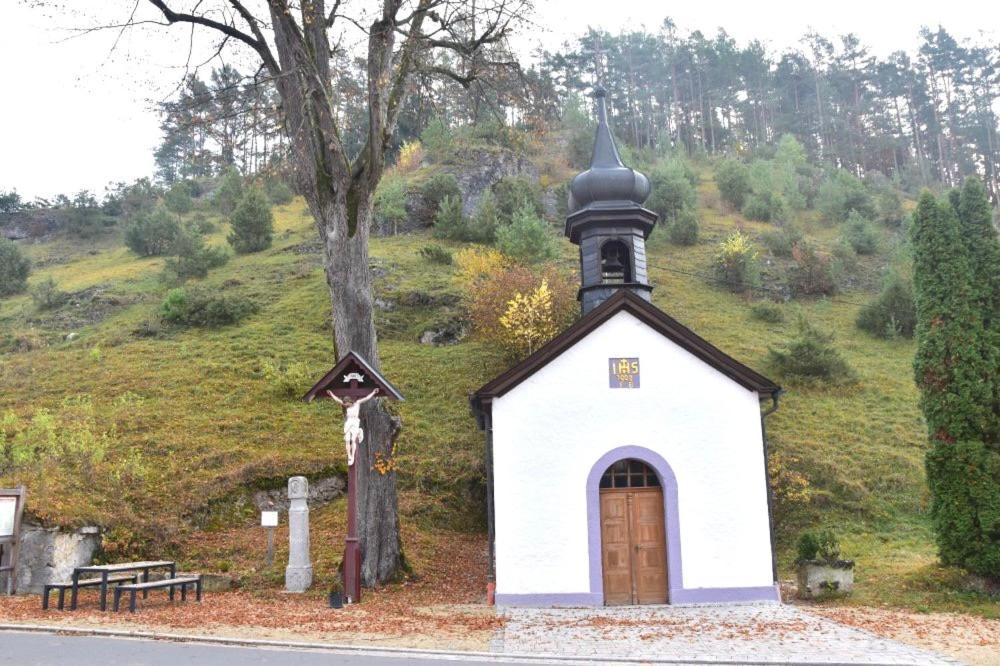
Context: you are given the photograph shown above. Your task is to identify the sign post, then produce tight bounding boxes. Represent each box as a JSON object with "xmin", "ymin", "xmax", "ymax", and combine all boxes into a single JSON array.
[
  {"xmin": 0, "ymin": 486, "xmax": 26, "ymax": 596},
  {"xmin": 303, "ymin": 352, "xmax": 404, "ymax": 605},
  {"xmin": 261, "ymin": 504, "xmax": 278, "ymax": 567}
]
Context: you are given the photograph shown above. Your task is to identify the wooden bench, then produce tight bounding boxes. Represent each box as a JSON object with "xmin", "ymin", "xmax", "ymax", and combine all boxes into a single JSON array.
[
  {"xmin": 43, "ymin": 574, "xmax": 138, "ymax": 610},
  {"xmin": 113, "ymin": 576, "xmax": 202, "ymax": 613}
]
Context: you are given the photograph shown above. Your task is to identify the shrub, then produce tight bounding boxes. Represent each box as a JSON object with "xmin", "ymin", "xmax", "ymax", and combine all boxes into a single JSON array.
[
  {"xmin": 875, "ymin": 187, "xmax": 904, "ymax": 227},
  {"xmin": 419, "ymin": 172, "xmax": 461, "ymax": 215},
  {"xmin": 164, "ymin": 182, "xmax": 193, "ymax": 215},
  {"xmin": 66, "ymin": 191, "xmax": 109, "ymax": 238},
  {"xmin": 228, "ymin": 187, "xmax": 273, "ymax": 254},
  {"xmin": 842, "ymin": 212, "xmax": 880, "ymax": 255},
  {"xmin": 769, "ymin": 453, "xmax": 812, "ymax": 531},
  {"xmin": 647, "ymin": 161, "xmax": 696, "ymax": 224},
  {"xmin": 796, "ymin": 530, "xmax": 840, "ymax": 563},
  {"xmin": 713, "ymin": 231, "xmax": 759, "ymax": 293},
  {"xmin": 468, "ymin": 189, "xmax": 500, "ymax": 243},
  {"xmin": 455, "ymin": 246, "xmax": 509, "ymax": 286},
  {"xmin": 395, "ymin": 140, "xmax": 424, "ymax": 173},
  {"xmin": 667, "ymin": 209, "xmax": 699, "ymax": 245},
  {"xmin": 768, "ymin": 318, "xmax": 857, "ymax": 384},
  {"xmin": 261, "ymin": 359, "xmax": 313, "ymax": 399},
  {"xmin": 495, "ymin": 203, "xmax": 557, "ymax": 263},
  {"xmin": 715, "ymin": 159, "xmax": 751, "ymax": 210},
  {"xmin": 420, "ymin": 117, "xmax": 453, "ymax": 159},
  {"xmin": 493, "ymin": 176, "xmax": 542, "ymax": 223},
  {"xmin": 789, "ymin": 243, "xmax": 837, "ymax": 296},
  {"xmin": 741, "ymin": 190, "xmax": 786, "ymax": 223},
  {"xmin": 164, "ymin": 233, "xmax": 230, "ymax": 280},
  {"xmin": 750, "ymin": 301, "xmax": 785, "ymax": 323},
  {"xmin": 499, "ymin": 279, "xmax": 562, "ymax": 357},
  {"xmin": 0, "ymin": 238, "xmax": 30, "ymax": 297},
  {"xmin": 856, "ymin": 274, "xmax": 916, "ymax": 338},
  {"xmin": 373, "ymin": 176, "xmax": 408, "ymax": 235},
  {"xmin": 160, "ymin": 288, "xmax": 257, "ymax": 327},
  {"xmin": 817, "ymin": 169, "xmax": 874, "ymax": 223},
  {"xmin": 432, "ymin": 195, "xmax": 467, "ymax": 241},
  {"xmin": 760, "ymin": 225, "xmax": 802, "ymax": 258},
  {"xmin": 30, "ymin": 277, "xmax": 69, "ymax": 310},
  {"xmin": 214, "ymin": 167, "xmax": 244, "ymax": 214},
  {"xmin": 264, "ymin": 178, "xmax": 294, "ymax": 206},
  {"xmin": 419, "ymin": 244, "xmax": 453, "ymax": 265},
  {"xmin": 124, "ymin": 207, "xmax": 182, "ymax": 257},
  {"xmin": 185, "ymin": 212, "xmax": 217, "ymax": 235}
]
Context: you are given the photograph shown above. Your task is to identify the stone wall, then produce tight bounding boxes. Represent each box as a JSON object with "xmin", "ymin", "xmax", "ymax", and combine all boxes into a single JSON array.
[{"xmin": 14, "ymin": 525, "xmax": 101, "ymax": 594}]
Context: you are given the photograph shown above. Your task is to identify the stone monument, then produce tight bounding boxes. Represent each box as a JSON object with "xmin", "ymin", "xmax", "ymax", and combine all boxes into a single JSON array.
[{"xmin": 284, "ymin": 476, "xmax": 313, "ymax": 592}]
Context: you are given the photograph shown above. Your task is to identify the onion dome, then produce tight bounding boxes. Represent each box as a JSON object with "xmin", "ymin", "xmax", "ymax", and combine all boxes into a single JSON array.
[{"xmin": 567, "ymin": 87, "xmax": 651, "ymax": 214}]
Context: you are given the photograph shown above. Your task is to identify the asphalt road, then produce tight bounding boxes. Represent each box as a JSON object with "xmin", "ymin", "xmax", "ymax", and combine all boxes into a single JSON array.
[{"xmin": 0, "ymin": 632, "xmax": 538, "ymax": 666}]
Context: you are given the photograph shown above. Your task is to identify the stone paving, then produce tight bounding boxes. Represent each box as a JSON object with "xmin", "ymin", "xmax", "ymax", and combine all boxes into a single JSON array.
[{"xmin": 491, "ymin": 604, "xmax": 961, "ymax": 665}]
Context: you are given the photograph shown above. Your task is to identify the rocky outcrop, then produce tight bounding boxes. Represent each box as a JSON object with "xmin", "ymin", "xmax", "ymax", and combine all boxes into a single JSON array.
[
  {"xmin": 252, "ymin": 476, "xmax": 345, "ymax": 512},
  {"xmin": 1, "ymin": 210, "xmax": 70, "ymax": 240},
  {"xmin": 14, "ymin": 525, "xmax": 101, "ymax": 594}
]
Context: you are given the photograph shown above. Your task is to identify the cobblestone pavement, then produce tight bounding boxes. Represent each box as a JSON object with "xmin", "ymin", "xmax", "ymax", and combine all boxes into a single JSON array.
[{"xmin": 491, "ymin": 604, "xmax": 961, "ymax": 665}]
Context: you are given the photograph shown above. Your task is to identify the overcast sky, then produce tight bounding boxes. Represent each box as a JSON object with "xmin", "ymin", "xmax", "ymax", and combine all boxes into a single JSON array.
[{"xmin": 1, "ymin": 0, "xmax": 997, "ymax": 200}]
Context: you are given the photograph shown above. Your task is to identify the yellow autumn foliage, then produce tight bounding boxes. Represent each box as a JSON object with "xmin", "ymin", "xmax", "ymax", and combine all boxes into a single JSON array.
[
  {"xmin": 499, "ymin": 279, "xmax": 560, "ymax": 357},
  {"xmin": 454, "ymin": 246, "xmax": 509, "ymax": 286}
]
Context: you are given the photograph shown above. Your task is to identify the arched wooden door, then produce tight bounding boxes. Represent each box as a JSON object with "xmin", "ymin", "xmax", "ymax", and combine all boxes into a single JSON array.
[{"xmin": 599, "ymin": 459, "xmax": 668, "ymax": 605}]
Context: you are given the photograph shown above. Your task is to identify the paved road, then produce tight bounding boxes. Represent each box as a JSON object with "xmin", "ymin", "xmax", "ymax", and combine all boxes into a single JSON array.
[{"xmin": 0, "ymin": 632, "xmax": 538, "ymax": 666}]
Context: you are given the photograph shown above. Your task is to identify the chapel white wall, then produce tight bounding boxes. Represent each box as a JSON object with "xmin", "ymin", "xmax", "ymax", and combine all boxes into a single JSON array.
[{"xmin": 491, "ymin": 310, "xmax": 774, "ymax": 597}]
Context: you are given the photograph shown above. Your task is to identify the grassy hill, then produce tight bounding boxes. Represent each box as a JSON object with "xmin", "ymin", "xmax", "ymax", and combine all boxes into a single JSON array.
[{"xmin": 0, "ymin": 161, "xmax": 994, "ymax": 617}]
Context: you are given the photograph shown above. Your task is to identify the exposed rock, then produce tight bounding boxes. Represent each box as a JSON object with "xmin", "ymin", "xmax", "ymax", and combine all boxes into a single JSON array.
[
  {"xmin": 374, "ymin": 297, "xmax": 395, "ymax": 312},
  {"xmin": 397, "ymin": 291, "xmax": 460, "ymax": 308},
  {"xmin": 252, "ymin": 476, "xmax": 345, "ymax": 513},
  {"xmin": 420, "ymin": 318, "xmax": 467, "ymax": 346},
  {"xmin": 14, "ymin": 525, "xmax": 101, "ymax": 594},
  {"xmin": 0, "ymin": 209, "xmax": 71, "ymax": 240}
]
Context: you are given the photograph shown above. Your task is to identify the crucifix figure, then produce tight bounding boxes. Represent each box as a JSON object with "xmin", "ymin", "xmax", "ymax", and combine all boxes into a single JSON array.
[{"xmin": 325, "ymin": 388, "xmax": 379, "ymax": 466}]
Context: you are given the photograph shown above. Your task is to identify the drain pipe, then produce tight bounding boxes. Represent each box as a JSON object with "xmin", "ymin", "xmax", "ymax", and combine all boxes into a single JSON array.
[{"xmin": 760, "ymin": 389, "xmax": 784, "ymax": 588}]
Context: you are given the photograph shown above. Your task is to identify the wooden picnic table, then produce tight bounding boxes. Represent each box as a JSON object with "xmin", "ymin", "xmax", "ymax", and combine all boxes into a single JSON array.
[{"xmin": 71, "ymin": 560, "xmax": 176, "ymax": 611}]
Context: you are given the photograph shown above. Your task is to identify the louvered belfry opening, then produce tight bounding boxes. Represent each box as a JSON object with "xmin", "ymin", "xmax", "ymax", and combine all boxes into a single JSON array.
[{"xmin": 565, "ymin": 87, "xmax": 659, "ymax": 315}]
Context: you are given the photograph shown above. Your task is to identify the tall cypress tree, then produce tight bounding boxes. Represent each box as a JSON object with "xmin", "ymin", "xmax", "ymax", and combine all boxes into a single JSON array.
[{"xmin": 912, "ymin": 190, "xmax": 999, "ymax": 578}]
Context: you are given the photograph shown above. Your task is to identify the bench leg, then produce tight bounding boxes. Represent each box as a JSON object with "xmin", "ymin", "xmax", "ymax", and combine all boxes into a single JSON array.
[
  {"xmin": 113, "ymin": 588, "xmax": 122, "ymax": 612},
  {"xmin": 168, "ymin": 582, "xmax": 175, "ymax": 601},
  {"xmin": 42, "ymin": 587, "xmax": 50, "ymax": 611},
  {"xmin": 196, "ymin": 578, "xmax": 202, "ymax": 602},
  {"xmin": 58, "ymin": 587, "xmax": 66, "ymax": 611},
  {"xmin": 70, "ymin": 572, "xmax": 79, "ymax": 611},
  {"xmin": 99, "ymin": 572, "xmax": 109, "ymax": 611},
  {"xmin": 142, "ymin": 568, "xmax": 149, "ymax": 599},
  {"xmin": 129, "ymin": 590, "xmax": 137, "ymax": 613},
  {"xmin": 180, "ymin": 583, "xmax": 187, "ymax": 602}
]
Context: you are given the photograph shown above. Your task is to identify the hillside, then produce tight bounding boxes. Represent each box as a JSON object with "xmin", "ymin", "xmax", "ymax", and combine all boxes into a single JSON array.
[{"xmin": 0, "ymin": 152, "xmax": 994, "ymax": 617}]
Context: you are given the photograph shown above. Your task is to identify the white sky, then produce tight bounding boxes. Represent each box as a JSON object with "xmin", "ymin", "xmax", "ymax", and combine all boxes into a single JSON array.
[{"xmin": 1, "ymin": 0, "xmax": 997, "ymax": 200}]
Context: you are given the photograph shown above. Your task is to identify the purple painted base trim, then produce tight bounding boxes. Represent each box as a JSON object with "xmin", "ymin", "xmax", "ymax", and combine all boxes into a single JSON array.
[
  {"xmin": 670, "ymin": 585, "xmax": 781, "ymax": 604},
  {"xmin": 494, "ymin": 593, "xmax": 603, "ymax": 607}
]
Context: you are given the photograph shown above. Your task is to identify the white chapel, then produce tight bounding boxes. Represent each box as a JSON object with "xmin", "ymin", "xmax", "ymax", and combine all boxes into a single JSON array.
[{"xmin": 471, "ymin": 88, "xmax": 783, "ymax": 607}]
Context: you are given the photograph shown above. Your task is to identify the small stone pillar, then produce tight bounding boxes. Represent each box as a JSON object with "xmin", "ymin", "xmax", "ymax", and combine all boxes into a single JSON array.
[{"xmin": 284, "ymin": 476, "xmax": 313, "ymax": 592}]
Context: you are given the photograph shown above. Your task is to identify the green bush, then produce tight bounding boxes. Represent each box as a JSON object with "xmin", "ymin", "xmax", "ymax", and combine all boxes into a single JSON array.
[
  {"xmin": 789, "ymin": 243, "xmax": 837, "ymax": 296},
  {"xmin": 420, "ymin": 117, "xmax": 453, "ymax": 160},
  {"xmin": 66, "ymin": 191, "xmax": 110, "ymax": 238},
  {"xmin": 264, "ymin": 178, "xmax": 294, "ymax": 206},
  {"xmin": 768, "ymin": 318, "xmax": 857, "ymax": 384},
  {"xmin": 419, "ymin": 172, "xmax": 461, "ymax": 216},
  {"xmin": 713, "ymin": 231, "xmax": 759, "ymax": 293},
  {"xmin": 715, "ymin": 159, "xmax": 751, "ymax": 210},
  {"xmin": 164, "ymin": 233, "xmax": 230, "ymax": 280},
  {"xmin": 495, "ymin": 203, "xmax": 557, "ymax": 263},
  {"xmin": 817, "ymin": 169, "xmax": 875, "ymax": 223},
  {"xmin": 30, "ymin": 277, "xmax": 69, "ymax": 310},
  {"xmin": 0, "ymin": 238, "xmax": 30, "ymax": 297},
  {"xmin": 228, "ymin": 187, "xmax": 273, "ymax": 254},
  {"xmin": 842, "ymin": 212, "xmax": 880, "ymax": 255},
  {"xmin": 493, "ymin": 176, "xmax": 542, "ymax": 223},
  {"xmin": 856, "ymin": 274, "xmax": 916, "ymax": 339},
  {"xmin": 796, "ymin": 530, "xmax": 841, "ymax": 563},
  {"xmin": 468, "ymin": 190, "xmax": 500, "ymax": 243},
  {"xmin": 667, "ymin": 209, "xmax": 699, "ymax": 246},
  {"xmin": 124, "ymin": 207, "xmax": 182, "ymax": 257},
  {"xmin": 760, "ymin": 225, "xmax": 802, "ymax": 258},
  {"xmin": 750, "ymin": 302, "xmax": 785, "ymax": 323},
  {"xmin": 261, "ymin": 359, "xmax": 313, "ymax": 399},
  {"xmin": 160, "ymin": 288, "xmax": 258, "ymax": 327},
  {"xmin": 373, "ymin": 176, "xmax": 408, "ymax": 235},
  {"xmin": 164, "ymin": 182, "xmax": 193, "ymax": 215},
  {"xmin": 432, "ymin": 195, "xmax": 467, "ymax": 241},
  {"xmin": 742, "ymin": 191, "xmax": 786, "ymax": 223},
  {"xmin": 647, "ymin": 161, "xmax": 696, "ymax": 224},
  {"xmin": 185, "ymin": 212, "xmax": 217, "ymax": 235},
  {"xmin": 214, "ymin": 167, "xmax": 244, "ymax": 215},
  {"xmin": 876, "ymin": 187, "xmax": 904, "ymax": 227},
  {"xmin": 419, "ymin": 244, "xmax": 453, "ymax": 265}
]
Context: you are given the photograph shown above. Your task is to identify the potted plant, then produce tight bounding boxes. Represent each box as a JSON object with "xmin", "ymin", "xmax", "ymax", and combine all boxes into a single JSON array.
[
  {"xmin": 795, "ymin": 530, "xmax": 854, "ymax": 599},
  {"xmin": 328, "ymin": 574, "xmax": 344, "ymax": 609}
]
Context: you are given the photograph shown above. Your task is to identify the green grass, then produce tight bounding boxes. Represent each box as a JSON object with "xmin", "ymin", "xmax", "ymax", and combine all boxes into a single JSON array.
[{"xmin": 1, "ymin": 170, "xmax": 993, "ymax": 615}]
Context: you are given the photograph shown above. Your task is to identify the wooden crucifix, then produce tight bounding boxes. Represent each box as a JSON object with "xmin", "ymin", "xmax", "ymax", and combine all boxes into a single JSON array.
[{"xmin": 303, "ymin": 352, "xmax": 403, "ymax": 604}]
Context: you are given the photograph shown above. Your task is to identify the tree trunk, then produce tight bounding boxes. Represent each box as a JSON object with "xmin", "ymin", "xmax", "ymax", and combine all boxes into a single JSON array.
[{"xmin": 310, "ymin": 194, "xmax": 404, "ymax": 586}]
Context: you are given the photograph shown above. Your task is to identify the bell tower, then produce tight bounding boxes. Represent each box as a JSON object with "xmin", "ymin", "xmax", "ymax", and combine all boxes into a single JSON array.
[{"xmin": 566, "ymin": 87, "xmax": 658, "ymax": 315}]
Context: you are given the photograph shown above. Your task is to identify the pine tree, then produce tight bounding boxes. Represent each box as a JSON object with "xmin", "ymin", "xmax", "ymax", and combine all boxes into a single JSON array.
[
  {"xmin": 911, "ymin": 190, "xmax": 998, "ymax": 578},
  {"xmin": 228, "ymin": 188, "xmax": 274, "ymax": 254},
  {"xmin": 0, "ymin": 237, "xmax": 30, "ymax": 297}
]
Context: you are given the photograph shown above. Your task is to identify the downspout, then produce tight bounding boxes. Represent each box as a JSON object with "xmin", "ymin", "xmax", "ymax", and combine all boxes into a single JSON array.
[{"xmin": 760, "ymin": 389, "xmax": 784, "ymax": 588}]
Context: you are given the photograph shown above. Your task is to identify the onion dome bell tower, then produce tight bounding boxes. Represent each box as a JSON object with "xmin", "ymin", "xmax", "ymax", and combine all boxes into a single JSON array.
[{"xmin": 567, "ymin": 87, "xmax": 658, "ymax": 315}]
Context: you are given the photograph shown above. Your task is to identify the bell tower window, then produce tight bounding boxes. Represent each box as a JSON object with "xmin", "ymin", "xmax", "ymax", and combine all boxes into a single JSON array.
[{"xmin": 600, "ymin": 240, "xmax": 632, "ymax": 284}]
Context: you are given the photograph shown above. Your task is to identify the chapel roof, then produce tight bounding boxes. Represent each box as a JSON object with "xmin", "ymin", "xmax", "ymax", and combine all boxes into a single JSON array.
[{"xmin": 470, "ymin": 290, "xmax": 780, "ymax": 414}]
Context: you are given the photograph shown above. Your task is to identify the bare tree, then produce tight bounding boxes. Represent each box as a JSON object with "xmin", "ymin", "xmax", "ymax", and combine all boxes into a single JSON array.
[{"xmin": 106, "ymin": 0, "xmax": 528, "ymax": 585}]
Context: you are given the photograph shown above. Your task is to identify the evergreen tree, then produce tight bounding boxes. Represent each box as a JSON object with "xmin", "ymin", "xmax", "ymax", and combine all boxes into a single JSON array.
[
  {"xmin": 911, "ymin": 191, "xmax": 998, "ymax": 578},
  {"xmin": 215, "ymin": 167, "xmax": 244, "ymax": 215},
  {"xmin": 0, "ymin": 237, "xmax": 30, "ymax": 297},
  {"xmin": 227, "ymin": 187, "xmax": 274, "ymax": 254}
]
